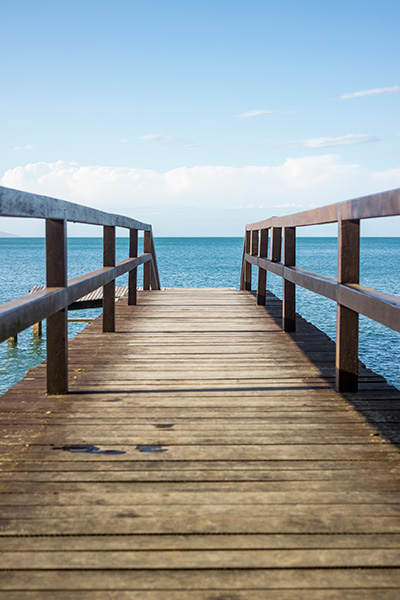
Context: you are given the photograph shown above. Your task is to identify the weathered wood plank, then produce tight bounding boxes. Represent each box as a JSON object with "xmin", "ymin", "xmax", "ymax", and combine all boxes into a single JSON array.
[
  {"xmin": 2, "ymin": 532, "xmax": 400, "ymax": 551},
  {"xmin": 2, "ymin": 514, "xmax": 400, "ymax": 535},
  {"xmin": 1, "ymin": 490, "xmax": 399, "ymax": 507},
  {"xmin": 1, "ymin": 568, "xmax": 400, "ymax": 590},
  {"xmin": 0, "ymin": 591, "xmax": 397, "ymax": 600},
  {"xmin": 2, "ymin": 476, "xmax": 398, "ymax": 490},
  {"xmin": 2, "ymin": 548, "xmax": 400, "ymax": 569},
  {"xmin": 0, "ymin": 288, "xmax": 399, "ymax": 596},
  {"xmin": 0, "ymin": 592, "xmax": 397, "ymax": 600}
]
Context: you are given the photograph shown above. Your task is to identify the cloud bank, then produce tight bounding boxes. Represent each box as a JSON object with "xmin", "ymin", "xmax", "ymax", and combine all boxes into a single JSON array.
[{"xmin": 1, "ymin": 156, "xmax": 399, "ymax": 235}]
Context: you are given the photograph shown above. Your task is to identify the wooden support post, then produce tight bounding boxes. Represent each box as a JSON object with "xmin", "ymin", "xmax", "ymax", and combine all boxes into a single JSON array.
[
  {"xmin": 244, "ymin": 229, "xmax": 259, "ymax": 292},
  {"xmin": 143, "ymin": 231, "xmax": 151, "ymax": 290},
  {"xmin": 251, "ymin": 229, "xmax": 259, "ymax": 257},
  {"xmin": 46, "ymin": 219, "xmax": 68, "ymax": 395},
  {"xmin": 128, "ymin": 229, "xmax": 138, "ymax": 305},
  {"xmin": 270, "ymin": 227, "xmax": 282, "ymax": 262},
  {"xmin": 244, "ymin": 231, "xmax": 251, "ymax": 291},
  {"xmin": 336, "ymin": 219, "xmax": 360, "ymax": 392},
  {"xmin": 103, "ymin": 225, "xmax": 116, "ymax": 332},
  {"xmin": 239, "ymin": 235, "xmax": 246, "ymax": 290},
  {"xmin": 33, "ymin": 321, "xmax": 42, "ymax": 337},
  {"xmin": 283, "ymin": 227, "xmax": 296, "ymax": 332},
  {"xmin": 257, "ymin": 229, "xmax": 268, "ymax": 305},
  {"xmin": 150, "ymin": 245, "xmax": 158, "ymax": 290},
  {"xmin": 150, "ymin": 231, "xmax": 160, "ymax": 290}
]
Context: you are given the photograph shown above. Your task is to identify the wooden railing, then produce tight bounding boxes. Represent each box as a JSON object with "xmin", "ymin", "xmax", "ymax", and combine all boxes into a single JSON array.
[
  {"xmin": 240, "ymin": 188, "xmax": 400, "ymax": 392},
  {"xmin": 0, "ymin": 185, "xmax": 160, "ymax": 394}
]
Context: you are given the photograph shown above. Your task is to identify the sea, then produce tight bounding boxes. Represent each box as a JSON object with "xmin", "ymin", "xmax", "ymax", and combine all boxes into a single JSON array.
[{"xmin": 0, "ymin": 237, "xmax": 399, "ymax": 396}]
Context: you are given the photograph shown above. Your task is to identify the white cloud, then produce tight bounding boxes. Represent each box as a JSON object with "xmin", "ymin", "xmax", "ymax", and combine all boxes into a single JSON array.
[
  {"xmin": 296, "ymin": 134, "xmax": 382, "ymax": 149},
  {"xmin": 1, "ymin": 156, "xmax": 399, "ymax": 235},
  {"xmin": 120, "ymin": 138, "xmax": 131, "ymax": 144},
  {"xmin": 13, "ymin": 144, "xmax": 35, "ymax": 151},
  {"xmin": 340, "ymin": 85, "xmax": 400, "ymax": 99},
  {"xmin": 237, "ymin": 109, "xmax": 289, "ymax": 118}
]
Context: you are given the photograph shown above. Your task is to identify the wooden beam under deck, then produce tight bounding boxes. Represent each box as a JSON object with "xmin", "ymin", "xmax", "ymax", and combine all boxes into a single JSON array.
[{"xmin": 0, "ymin": 288, "xmax": 400, "ymax": 597}]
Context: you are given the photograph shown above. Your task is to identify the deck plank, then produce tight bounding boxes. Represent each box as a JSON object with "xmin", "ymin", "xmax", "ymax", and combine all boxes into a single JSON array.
[{"xmin": 1, "ymin": 288, "xmax": 399, "ymax": 596}]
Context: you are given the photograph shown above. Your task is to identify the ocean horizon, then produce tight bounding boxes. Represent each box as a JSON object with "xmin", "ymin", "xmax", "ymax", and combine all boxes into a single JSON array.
[{"xmin": 0, "ymin": 236, "xmax": 399, "ymax": 395}]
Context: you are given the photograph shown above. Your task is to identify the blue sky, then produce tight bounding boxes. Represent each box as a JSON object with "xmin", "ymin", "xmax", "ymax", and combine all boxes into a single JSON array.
[{"xmin": 0, "ymin": 0, "xmax": 399, "ymax": 235}]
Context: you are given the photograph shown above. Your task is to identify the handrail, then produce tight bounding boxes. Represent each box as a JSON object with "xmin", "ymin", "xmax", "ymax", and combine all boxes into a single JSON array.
[
  {"xmin": 246, "ymin": 188, "xmax": 400, "ymax": 230},
  {"xmin": 240, "ymin": 187, "xmax": 400, "ymax": 393},
  {"xmin": 0, "ymin": 185, "xmax": 160, "ymax": 394},
  {"xmin": 0, "ymin": 185, "xmax": 152, "ymax": 230}
]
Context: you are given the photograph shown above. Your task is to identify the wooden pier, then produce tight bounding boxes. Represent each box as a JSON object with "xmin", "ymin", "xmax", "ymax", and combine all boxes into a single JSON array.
[
  {"xmin": 29, "ymin": 284, "xmax": 130, "ymax": 310},
  {"xmin": 1, "ymin": 185, "xmax": 400, "ymax": 597},
  {"xmin": 0, "ymin": 289, "xmax": 399, "ymax": 597}
]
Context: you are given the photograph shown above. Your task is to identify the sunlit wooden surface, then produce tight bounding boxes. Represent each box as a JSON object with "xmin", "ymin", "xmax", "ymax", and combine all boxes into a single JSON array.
[{"xmin": 1, "ymin": 288, "xmax": 399, "ymax": 598}]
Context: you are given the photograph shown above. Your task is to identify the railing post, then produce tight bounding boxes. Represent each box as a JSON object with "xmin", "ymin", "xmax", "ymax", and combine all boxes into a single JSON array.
[
  {"xmin": 283, "ymin": 227, "xmax": 296, "ymax": 332},
  {"xmin": 270, "ymin": 227, "xmax": 282, "ymax": 262},
  {"xmin": 244, "ymin": 231, "xmax": 251, "ymax": 291},
  {"xmin": 336, "ymin": 219, "xmax": 360, "ymax": 392},
  {"xmin": 128, "ymin": 229, "xmax": 138, "ymax": 305},
  {"xmin": 143, "ymin": 230, "xmax": 151, "ymax": 290},
  {"xmin": 257, "ymin": 229, "xmax": 268, "ymax": 305},
  {"xmin": 249, "ymin": 230, "xmax": 259, "ymax": 292},
  {"xmin": 149, "ymin": 232, "xmax": 158, "ymax": 290},
  {"xmin": 46, "ymin": 219, "xmax": 68, "ymax": 395},
  {"xmin": 103, "ymin": 225, "xmax": 116, "ymax": 332},
  {"xmin": 150, "ymin": 230, "xmax": 161, "ymax": 290},
  {"xmin": 239, "ymin": 236, "xmax": 246, "ymax": 290},
  {"xmin": 251, "ymin": 229, "xmax": 259, "ymax": 258}
]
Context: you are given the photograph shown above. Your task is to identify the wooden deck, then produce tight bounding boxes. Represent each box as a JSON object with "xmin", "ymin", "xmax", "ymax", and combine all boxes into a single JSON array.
[
  {"xmin": 29, "ymin": 285, "xmax": 130, "ymax": 310},
  {"xmin": 1, "ymin": 288, "xmax": 400, "ymax": 598}
]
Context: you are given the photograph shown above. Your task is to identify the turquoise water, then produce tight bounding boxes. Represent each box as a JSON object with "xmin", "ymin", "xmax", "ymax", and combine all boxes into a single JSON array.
[{"xmin": 0, "ymin": 237, "xmax": 399, "ymax": 395}]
